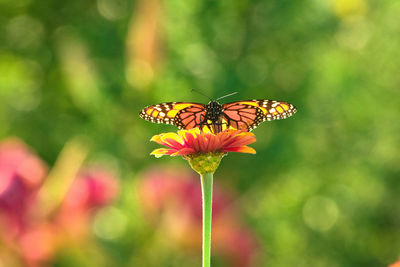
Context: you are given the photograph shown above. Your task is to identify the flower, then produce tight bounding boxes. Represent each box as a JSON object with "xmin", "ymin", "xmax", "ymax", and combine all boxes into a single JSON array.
[
  {"xmin": 150, "ymin": 128, "xmax": 256, "ymax": 174},
  {"xmin": 150, "ymin": 128, "xmax": 256, "ymax": 158},
  {"xmin": 61, "ymin": 167, "xmax": 119, "ymax": 212}
]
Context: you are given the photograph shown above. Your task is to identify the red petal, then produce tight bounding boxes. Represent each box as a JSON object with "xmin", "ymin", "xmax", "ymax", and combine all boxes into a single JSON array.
[
  {"xmin": 198, "ymin": 135, "xmax": 208, "ymax": 152},
  {"xmin": 192, "ymin": 135, "xmax": 201, "ymax": 152},
  {"xmin": 207, "ymin": 134, "xmax": 217, "ymax": 152},
  {"xmin": 172, "ymin": 147, "xmax": 196, "ymax": 156},
  {"xmin": 225, "ymin": 136, "xmax": 256, "ymax": 148},
  {"xmin": 218, "ymin": 132, "xmax": 236, "ymax": 147},
  {"xmin": 184, "ymin": 131, "xmax": 195, "ymax": 147}
]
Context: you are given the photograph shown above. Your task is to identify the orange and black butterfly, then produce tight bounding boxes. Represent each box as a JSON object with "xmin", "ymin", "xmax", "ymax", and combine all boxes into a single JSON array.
[{"xmin": 139, "ymin": 93, "xmax": 297, "ymax": 134}]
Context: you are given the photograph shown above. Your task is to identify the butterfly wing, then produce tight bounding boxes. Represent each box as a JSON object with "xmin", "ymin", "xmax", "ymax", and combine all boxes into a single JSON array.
[
  {"xmin": 139, "ymin": 102, "xmax": 207, "ymax": 130},
  {"xmin": 221, "ymin": 100, "xmax": 297, "ymax": 131}
]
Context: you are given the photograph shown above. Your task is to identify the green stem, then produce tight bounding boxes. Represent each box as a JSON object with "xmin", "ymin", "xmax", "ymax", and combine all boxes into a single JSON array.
[{"xmin": 200, "ymin": 172, "xmax": 213, "ymax": 267}]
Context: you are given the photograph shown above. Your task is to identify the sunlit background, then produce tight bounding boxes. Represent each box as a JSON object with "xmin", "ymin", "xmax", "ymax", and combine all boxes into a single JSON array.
[{"xmin": 0, "ymin": 0, "xmax": 399, "ymax": 266}]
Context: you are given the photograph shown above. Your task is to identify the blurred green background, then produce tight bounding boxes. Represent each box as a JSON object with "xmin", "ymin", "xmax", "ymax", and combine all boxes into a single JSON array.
[{"xmin": 0, "ymin": 0, "xmax": 399, "ymax": 266}]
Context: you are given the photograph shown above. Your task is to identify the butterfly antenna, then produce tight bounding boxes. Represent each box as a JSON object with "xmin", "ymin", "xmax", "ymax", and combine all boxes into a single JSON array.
[
  {"xmin": 190, "ymin": 89, "xmax": 212, "ymax": 101},
  {"xmin": 216, "ymin": 92, "xmax": 238, "ymax": 101}
]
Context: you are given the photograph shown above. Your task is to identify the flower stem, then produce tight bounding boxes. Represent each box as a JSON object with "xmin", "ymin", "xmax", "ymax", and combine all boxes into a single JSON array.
[{"xmin": 200, "ymin": 172, "xmax": 213, "ymax": 267}]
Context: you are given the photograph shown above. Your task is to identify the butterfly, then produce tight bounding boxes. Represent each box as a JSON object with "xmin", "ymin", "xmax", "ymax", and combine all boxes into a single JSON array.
[{"xmin": 139, "ymin": 96, "xmax": 297, "ymax": 134}]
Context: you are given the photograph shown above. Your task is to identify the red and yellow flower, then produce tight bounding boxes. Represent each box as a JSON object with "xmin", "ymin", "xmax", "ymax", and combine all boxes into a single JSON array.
[
  {"xmin": 150, "ymin": 128, "xmax": 256, "ymax": 157},
  {"xmin": 150, "ymin": 128, "xmax": 256, "ymax": 174}
]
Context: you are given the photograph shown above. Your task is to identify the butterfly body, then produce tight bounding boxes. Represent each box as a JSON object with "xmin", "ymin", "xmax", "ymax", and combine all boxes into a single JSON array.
[
  {"xmin": 203, "ymin": 100, "xmax": 224, "ymax": 133},
  {"xmin": 140, "ymin": 99, "xmax": 296, "ymax": 134}
]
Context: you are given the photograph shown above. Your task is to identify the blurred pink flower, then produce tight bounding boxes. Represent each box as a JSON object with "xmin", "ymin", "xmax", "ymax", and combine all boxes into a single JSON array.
[
  {"xmin": 61, "ymin": 167, "xmax": 119, "ymax": 212},
  {"xmin": 139, "ymin": 166, "xmax": 260, "ymax": 267},
  {"xmin": 0, "ymin": 138, "xmax": 47, "ymax": 237},
  {"xmin": 0, "ymin": 138, "xmax": 119, "ymax": 266}
]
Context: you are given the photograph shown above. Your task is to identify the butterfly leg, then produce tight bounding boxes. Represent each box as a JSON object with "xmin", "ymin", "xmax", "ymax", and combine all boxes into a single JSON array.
[
  {"xmin": 199, "ymin": 114, "xmax": 214, "ymax": 133},
  {"xmin": 199, "ymin": 113, "xmax": 207, "ymax": 132}
]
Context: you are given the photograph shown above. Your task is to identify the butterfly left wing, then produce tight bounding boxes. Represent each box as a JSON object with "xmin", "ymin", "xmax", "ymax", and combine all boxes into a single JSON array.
[
  {"xmin": 139, "ymin": 102, "xmax": 207, "ymax": 130},
  {"xmin": 221, "ymin": 100, "xmax": 297, "ymax": 131}
]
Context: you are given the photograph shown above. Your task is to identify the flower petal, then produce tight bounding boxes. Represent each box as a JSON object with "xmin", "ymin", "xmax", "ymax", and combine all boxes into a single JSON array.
[
  {"xmin": 217, "ymin": 131, "xmax": 236, "ymax": 147},
  {"xmin": 198, "ymin": 134, "xmax": 209, "ymax": 152},
  {"xmin": 162, "ymin": 138, "xmax": 185, "ymax": 149},
  {"xmin": 178, "ymin": 128, "xmax": 200, "ymax": 142},
  {"xmin": 192, "ymin": 133, "xmax": 201, "ymax": 152},
  {"xmin": 150, "ymin": 148, "xmax": 176, "ymax": 158},
  {"xmin": 224, "ymin": 132, "xmax": 256, "ymax": 148},
  {"xmin": 150, "ymin": 134, "xmax": 165, "ymax": 145},
  {"xmin": 222, "ymin": 146, "xmax": 256, "ymax": 154},
  {"xmin": 206, "ymin": 134, "xmax": 217, "ymax": 151},
  {"xmin": 183, "ymin": 130, "xmax": 195, "ymax": 147},
  {"xmin": 171, "ymin": 147, "xmax": 196, "ymax": 156},
  {"xmin": 160, "ymin": 133, "xmax": 184, "ymax": 145},
  {"xmin": 226, "ymin": 136, "xmax": 256, "ymax": 148}
]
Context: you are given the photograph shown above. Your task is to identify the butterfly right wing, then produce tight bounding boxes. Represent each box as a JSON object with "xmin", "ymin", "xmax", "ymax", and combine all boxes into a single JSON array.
[
  {"xmin": 221, "ymin": 100, "xmax": 297, "ymax": 131},
  {"xmin": 139, "ymin": 102, "xmax": 207, "ymax": 130}
]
